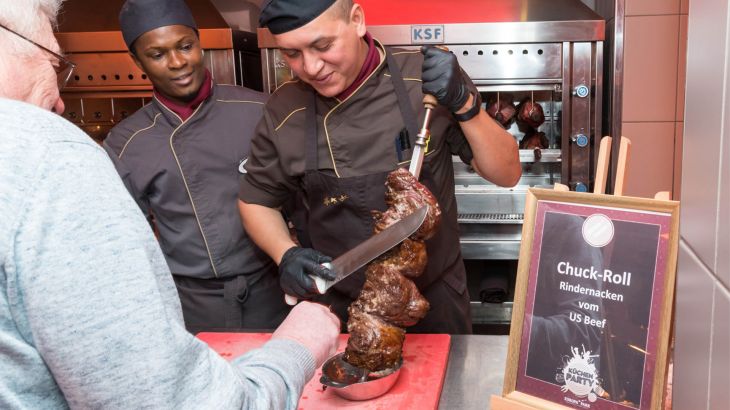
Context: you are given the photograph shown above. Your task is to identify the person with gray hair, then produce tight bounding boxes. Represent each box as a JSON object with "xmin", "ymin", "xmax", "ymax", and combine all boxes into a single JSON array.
[
  {"xmin": 0, "ymin": 0, "xmax": 69, "ymax": 113},
  {"xmin": 0, "ymin": 1, "xmax": 340, "ymax": 409}
]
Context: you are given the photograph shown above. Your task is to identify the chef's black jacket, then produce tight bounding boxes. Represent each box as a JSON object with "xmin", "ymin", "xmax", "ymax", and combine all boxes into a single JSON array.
[{"xmin": 104, "ymin": 84, "xmax": 273, "ymax": 282}]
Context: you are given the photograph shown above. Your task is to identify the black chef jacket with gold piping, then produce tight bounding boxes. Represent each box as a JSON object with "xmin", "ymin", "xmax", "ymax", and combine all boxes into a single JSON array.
[
  {"xmin": 239, "ymin": 42, "xmax": 475, "ymax": 289},
  {"xmin": 104, "ymin": 84, "xmax": 273, "ymax": 280}
]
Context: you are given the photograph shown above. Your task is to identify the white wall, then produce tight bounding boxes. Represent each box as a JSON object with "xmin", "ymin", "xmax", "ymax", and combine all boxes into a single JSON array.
[{"xmin": 673, "ymin": 0, "xmax": 730, "ymax": 407}]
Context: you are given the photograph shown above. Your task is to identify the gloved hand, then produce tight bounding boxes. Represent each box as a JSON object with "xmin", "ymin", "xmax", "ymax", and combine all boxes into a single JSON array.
[
  {"xmin": 421, "ymin": 46, "xmax": 474, "ymax": 113},
  {"xmin": 278, "ymin": 247, "xmax": 335, "ymax": 299},
  {"xmin": 272, "ymin": 301, "xmax": 340, "ymax": 367}
]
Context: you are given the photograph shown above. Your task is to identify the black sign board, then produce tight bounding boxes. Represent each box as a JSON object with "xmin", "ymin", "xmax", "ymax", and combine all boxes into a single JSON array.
[{"xmin": 499, "ymin": 188, "xmax": 679, "ymax": 410}]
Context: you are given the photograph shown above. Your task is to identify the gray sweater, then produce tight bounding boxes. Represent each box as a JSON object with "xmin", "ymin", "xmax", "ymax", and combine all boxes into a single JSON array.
[{"xmin": 0, "ymin": 98, "xmax": 314, "ymax": 409}]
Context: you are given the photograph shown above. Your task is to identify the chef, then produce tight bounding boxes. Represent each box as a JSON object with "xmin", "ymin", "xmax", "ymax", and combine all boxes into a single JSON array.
[
  {"xmin": 104, "ymin": 0, "xmax": 290, "ymax": 333},
  {"xmin": 238, "ymin": 0, "xmax": 521, "ymax": 333}
]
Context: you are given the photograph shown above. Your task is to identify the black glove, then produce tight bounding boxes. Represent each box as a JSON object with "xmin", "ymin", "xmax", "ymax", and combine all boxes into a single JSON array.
[
  {"xmin": 278, "ymin": 247, "xmax": 335, "ymax": 299},
  {"xmin": 421, "ymin": 46, "xmax": 473, "ymax": 113}
]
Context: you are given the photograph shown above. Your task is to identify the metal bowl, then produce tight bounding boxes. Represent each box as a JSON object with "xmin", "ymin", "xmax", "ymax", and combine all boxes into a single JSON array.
[{"xmin": 320, "ymin": 352, "xmax": 403, "ymax": 401}]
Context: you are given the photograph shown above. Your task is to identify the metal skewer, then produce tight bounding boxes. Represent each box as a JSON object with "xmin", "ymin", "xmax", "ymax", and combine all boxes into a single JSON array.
[{"xmin": 408, "ymin": 93, "xmax": 438, "ymax": 180}]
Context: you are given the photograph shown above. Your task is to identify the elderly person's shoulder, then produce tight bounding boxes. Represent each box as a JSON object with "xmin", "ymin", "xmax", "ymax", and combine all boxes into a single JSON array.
[{"xmin": 0, "ymin": 98, "xmax": 95, "ymax": 148}]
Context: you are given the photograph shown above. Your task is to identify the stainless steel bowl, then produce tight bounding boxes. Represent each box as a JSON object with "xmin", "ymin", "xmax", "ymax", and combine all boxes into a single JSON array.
[{"xmin": 320, "ymin": 352, "xmax": 403, "ymax": 401}]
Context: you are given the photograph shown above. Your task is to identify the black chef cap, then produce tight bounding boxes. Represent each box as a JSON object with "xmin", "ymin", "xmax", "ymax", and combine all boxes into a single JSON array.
[
  {"xmin": 259, "ymin": 0, "xmax": 337, "ymax": 34},
  {"xmin": 119, "ymin": 0, "xmax": 198, "ymax": 50}
]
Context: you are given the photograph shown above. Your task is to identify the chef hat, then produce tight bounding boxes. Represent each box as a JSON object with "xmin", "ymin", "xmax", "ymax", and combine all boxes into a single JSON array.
[
  {"xmin": 119, "ymin": 0, "xmax": 198, "ymax": 50},
  {"xmin": 259, "ymin": 0, "xmax": 337, "ymax": 34}
]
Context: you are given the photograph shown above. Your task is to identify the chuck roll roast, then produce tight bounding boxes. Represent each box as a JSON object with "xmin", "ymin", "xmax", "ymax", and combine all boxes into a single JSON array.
[
  {"xmin": 485, "ymin": 93, "xmax": 517, "ymax": 128},
  {"xmin": 516, "ymin": 97, "xmax": 545, "ymax": 129},
  {"xmin": 343, "ymin": 168, "xmax": 441, "ymax": 372}
]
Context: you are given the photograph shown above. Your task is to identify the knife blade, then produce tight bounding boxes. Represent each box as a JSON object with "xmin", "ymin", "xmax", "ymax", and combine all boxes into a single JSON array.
[{"xmin": 285, "ymin": 205, "xmax": 428, "ymax": 305}]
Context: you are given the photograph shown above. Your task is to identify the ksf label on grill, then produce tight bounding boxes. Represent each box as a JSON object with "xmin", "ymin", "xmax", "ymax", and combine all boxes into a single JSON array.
[{"xmin": 411, "ymin": 25, "xmax": 444, "ymax": 44}]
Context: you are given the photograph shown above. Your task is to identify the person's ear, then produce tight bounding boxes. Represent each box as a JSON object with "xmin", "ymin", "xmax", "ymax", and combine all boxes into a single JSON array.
[{"xmin": 351, "ymin": 4, "xmax": 366, "ymax": 37}]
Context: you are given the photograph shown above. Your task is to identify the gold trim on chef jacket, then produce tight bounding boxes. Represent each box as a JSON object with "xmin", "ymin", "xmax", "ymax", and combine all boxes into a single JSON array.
[
  {"xmin": 119, "ymin": 113, "xmax": 161, "ymax": 159},
  {"xmin": 275, "ymin": 107, "xmax": 306, "ymax": 131},
  {"xmin": 155, "ymin": 95, "xmax": 221, "ymax": 278},
  {"xmin": 322, "ymin": 43, "xmax": 389, "ymax": 178},
  {"xmin": 216, "ymin": 99, "xmax": 265, "ymax": 104},
  {"xmin": 273, "ymin": 79, "xmax": 300, "ymax": 94}
]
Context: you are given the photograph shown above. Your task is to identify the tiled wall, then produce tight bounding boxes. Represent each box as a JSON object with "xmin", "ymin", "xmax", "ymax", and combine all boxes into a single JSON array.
[
  {"xmin": 621, "ymin": 0, "xmax": 688, "ymax": 199},
  {"xmin": 674, "ymin": 0, "xmax": 730, "ymax": 407}
]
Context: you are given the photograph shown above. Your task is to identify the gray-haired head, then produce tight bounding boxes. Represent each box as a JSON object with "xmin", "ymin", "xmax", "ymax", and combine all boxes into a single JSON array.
[{"xmin": 0, "ymin": 0, "xmax": 64, "ymax": 55}]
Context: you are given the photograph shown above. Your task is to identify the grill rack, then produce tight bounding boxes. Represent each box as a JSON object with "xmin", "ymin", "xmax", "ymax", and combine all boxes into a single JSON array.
[{"xmin": 458, "ymin": 213, "xmax": 524, "ymax": 224}]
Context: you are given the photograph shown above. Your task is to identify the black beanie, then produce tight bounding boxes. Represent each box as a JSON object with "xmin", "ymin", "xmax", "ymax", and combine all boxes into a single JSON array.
[
  {"xmin": 119, "ymin": 0, "xmax": 198, "ymax": 50},
  {"xmin": 259, "ymin": 0, "xmax": 337, "ymax": 34}
]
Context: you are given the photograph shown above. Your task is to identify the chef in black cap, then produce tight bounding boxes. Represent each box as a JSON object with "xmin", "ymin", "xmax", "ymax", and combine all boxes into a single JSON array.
[
  {"xmin": 104, "ymin": 0, "xmax": 293, "ymax": 334},
  {"xmin": 238, "ymin": 0, "xmax": 521, "ymax": 334}
]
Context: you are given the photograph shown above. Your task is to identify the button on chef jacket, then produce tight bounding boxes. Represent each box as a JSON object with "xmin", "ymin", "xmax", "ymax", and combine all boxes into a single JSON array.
[{"xmin": 104, "ymin": 84, "xmax": 271, "ymax": 280}]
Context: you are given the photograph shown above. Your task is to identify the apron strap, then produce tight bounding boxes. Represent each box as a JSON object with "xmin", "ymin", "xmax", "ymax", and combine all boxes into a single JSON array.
[
  {"xmin": 385, "ymin": 50, "xmax": 420, "ymax": 148},
  {"xmin": 305, "ymin": 92, "xmax": 319, "ymax": 171}
]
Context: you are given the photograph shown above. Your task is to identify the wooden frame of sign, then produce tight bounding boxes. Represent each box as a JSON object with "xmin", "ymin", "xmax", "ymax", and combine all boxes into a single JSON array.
[{"xmin": 494, "ymin": 188, "xmax": 679, "ymax": 410}]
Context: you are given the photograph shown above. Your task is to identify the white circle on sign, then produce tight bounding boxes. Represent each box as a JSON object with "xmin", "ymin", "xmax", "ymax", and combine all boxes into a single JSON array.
[{"xmin": 582, "ymin": 214, "xmax": 614, "ymax": 247}]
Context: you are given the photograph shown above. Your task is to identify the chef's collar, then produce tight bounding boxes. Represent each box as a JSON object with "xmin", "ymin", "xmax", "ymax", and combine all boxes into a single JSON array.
[{"xmin": 154, "ymin": 69, "xmax": 212, "ymax": 122}]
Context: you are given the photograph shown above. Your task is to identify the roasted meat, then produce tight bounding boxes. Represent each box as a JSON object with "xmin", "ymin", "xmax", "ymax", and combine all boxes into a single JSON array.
[
  {"xmin": 372, "ymin": 169, "xmax": 441, "ymax": 241},
  {"xmin": 344, "ymin": 310, "xmax": 405, "ymax": 371},
  {"xmin": 352, "ymin": 263, "xmax": 430, "ymax": 327},
  {"xmin": 519, "ymin": 129, "xmax": 549, "ymax": 150},
  {"xmin": 516, "ymin": 98, "xmax": 545, "ymax": 129},
  {"xmin": 485, "ymin": 93, "xmax": 517, "ymax": 128},
  {"xmin": 519, "ymin": 129, "xmax": 549, "ymax": 161},
  {"xmin": 343, "ymin": 168, "xmax": 439, "ymax": 372}
]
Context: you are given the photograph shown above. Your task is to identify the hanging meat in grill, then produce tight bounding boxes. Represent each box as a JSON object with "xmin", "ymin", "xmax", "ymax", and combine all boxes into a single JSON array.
[
  {"xmin": 516, "ymin": 98, "xmax": 545, "ymax": 129},
  {"xmin": 343, "ymin": 168, "xmax": 440, "ymax": 372},
  {"xmin": 485, "ymin": 93, "xmax": 516, "ymax": 128},
  {"xmin": 520, "ymin": 129, "xmax": 550, "ymax": 161},
  {"xmin": 520, "ymin": 129, "xmax": 549, "ymax": 150}
]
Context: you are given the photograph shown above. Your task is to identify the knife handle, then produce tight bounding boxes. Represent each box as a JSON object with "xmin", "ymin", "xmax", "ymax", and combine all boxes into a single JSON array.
[
  {"xmin": 315, "ymin": 262, "xmax": 333, "ymax": 293},
  {"xmin": 284, "ymin": 263, "xmax": 332, "ymax": 305}
]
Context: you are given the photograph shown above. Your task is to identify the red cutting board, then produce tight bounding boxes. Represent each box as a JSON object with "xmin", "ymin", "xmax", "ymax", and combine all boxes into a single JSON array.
[{"xmin": 197, "ymin": 332, "xmax": 451, "ymax": 410}]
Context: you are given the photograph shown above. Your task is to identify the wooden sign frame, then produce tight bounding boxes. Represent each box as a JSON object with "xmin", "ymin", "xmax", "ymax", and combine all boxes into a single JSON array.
[{"xmin": 499, "ymin": 188, "xmax": 679, "ymax": 410}]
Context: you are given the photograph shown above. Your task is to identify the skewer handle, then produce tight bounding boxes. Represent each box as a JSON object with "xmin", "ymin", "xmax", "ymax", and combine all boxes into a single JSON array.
[{"xmin": 423, "ymin": 94, "xmax": 438, "ymax": 110}]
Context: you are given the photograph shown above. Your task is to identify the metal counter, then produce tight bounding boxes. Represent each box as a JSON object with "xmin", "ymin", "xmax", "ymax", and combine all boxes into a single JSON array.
[{"xmin": 439, "ymin": 335, "xmax": 509, "ymax": 409}]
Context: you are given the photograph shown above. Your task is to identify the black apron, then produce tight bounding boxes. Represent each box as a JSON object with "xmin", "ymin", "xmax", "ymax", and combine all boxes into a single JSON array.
[
  {"xmin": 302, "ymin": 51, "xmax": 472, "ymax": 334},
  {"xmin": 173, "ymin": 272, "xmax": 289, "ymax": 334}
]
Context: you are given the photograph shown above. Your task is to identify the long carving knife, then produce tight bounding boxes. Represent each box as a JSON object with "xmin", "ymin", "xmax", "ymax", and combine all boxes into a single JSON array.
[{"xmin": 284, "ymin": 205, "xmax": 428, "ymax": 305}]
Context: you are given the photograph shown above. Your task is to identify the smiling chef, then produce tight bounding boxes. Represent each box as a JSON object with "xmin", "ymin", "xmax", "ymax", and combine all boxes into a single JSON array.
[{"xmin": 103, "ymin": 0, "xmax": 290, "ymax": 334}]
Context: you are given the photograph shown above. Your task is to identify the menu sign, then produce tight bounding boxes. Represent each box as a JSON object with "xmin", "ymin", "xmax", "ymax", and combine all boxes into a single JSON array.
[{"xmin": 501, "ymin": 189, "xmax": 679, "ymax": 410}]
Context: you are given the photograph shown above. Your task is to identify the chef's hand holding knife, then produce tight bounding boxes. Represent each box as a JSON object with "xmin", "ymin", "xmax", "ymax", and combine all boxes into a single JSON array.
[
  {"xmin": 279, "ymin": 246, "xmax": 335, "ymax": 305},
  {"xmin": 421, "ymin": 46, "xmax": 479, "ymax": 116}
]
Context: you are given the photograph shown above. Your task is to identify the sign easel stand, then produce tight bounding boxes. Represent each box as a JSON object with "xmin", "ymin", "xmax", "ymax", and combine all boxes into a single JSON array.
[{"xmin": 491, "ymin": 136, "xmax": 675, "ymax": 410}]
